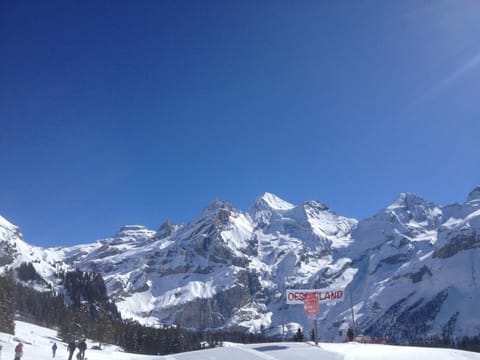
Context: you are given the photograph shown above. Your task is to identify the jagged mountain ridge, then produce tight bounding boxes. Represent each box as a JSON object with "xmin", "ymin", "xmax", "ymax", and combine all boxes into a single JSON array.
[{"xmin": 1, "ymin": 188, "xmax": 480, "ymax": 342}]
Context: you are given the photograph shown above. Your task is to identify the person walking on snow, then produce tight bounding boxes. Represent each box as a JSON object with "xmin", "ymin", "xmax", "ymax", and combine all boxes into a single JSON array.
[
  {"xmin": 67, "ymin": 341, "xmax": 76, "ymax": 360},
  {"xmin": 14, "ymin": 342, "xmax": 23, "ymax": 360},
  {"xmin": 51, "ymin": 342, "xmax": 57, "ymax": 358},
  {"xmin": 77, "ymin": 339, "xmax": 87, "ymax": 360}
]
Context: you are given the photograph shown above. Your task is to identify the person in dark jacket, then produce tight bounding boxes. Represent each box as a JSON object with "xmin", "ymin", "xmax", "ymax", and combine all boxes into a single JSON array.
[
  {"xmin": 77, "ymin": 339, "xmax": 87, "ymax": 360},
  {"xmin": 14, "ymin": 342, "xmax": 23, "ymax": 360},
  {"xmin": 67, "ymin": 341, "xmax": 76, "ymax": 360},
  {"xmin": 51, "ymin": 342, "xmax": 57, "ymax": 358}
]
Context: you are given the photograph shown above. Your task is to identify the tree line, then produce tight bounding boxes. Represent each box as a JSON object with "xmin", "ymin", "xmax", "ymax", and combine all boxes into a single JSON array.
[
  {"xmin": 0, "ymin": 265, "xmax": 197, "ymax": 354},
  {"xmin": 5, "ymin": 263, "xmax": 479, "ymax": 354},
  {"xmin": 0, "ymin": 264, "xmax": 277, "ymax": 355}
]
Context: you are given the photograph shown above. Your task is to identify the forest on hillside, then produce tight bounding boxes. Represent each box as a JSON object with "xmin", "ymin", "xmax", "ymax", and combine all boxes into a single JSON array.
[
  {"xmin": 1, "ymin": 264, "xmax": 479, "ymax": 354},
  {"xmin": 0, "ymin": 265, "xmax": 272, "ymax": 355}
]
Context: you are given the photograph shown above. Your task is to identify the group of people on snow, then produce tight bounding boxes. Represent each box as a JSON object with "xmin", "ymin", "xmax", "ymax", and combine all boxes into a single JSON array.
[
  {"xmin": 67, "ymin": 339, "xmax": 87, "ymax": 360},
  {"xmin": 11, "ymin": 339, "xmax": 87, "ymax": 360}
]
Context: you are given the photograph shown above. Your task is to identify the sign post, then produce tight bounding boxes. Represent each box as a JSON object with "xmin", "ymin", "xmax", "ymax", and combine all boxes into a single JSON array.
[
  {"xmin": 286, "ymin": 288, "xmax": 344, "ymax": 345},
  {"xmin": 303, "ymin": 292, "xmax": 319, "ymax": 316},
  {"xmin": 303, "ymin": 292, "xmax": 319, "ymax": 344}
]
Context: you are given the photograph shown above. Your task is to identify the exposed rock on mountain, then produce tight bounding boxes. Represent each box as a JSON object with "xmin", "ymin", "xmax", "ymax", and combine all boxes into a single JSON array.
[{"xmin": 1, "ymin": 187, "xmax": 479, "ymax": 343}]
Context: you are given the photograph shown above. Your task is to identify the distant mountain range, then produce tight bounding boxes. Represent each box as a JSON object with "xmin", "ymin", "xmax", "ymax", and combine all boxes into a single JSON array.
[{"xmin": 1, "ymin": 186, "xmax": 479, "ymax": 343}]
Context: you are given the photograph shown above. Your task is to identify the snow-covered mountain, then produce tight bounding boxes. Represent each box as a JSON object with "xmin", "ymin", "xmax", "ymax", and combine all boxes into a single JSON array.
[
  {"xmin": 0, "ymin": 215, "xmax": 66, "ymax": 291},
  {"xmin": 319, "ymin": 188, "xmax": 480, "ymax": 342},
  {"xmin": 1, "ymin": 187, "xmax": 479, "ymax": 343}
]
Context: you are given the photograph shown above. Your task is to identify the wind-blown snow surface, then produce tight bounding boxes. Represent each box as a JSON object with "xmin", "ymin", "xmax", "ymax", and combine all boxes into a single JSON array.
[
  {"xmin": 1, "ymin": 188, "xmax": 480, "ymax": 342},
  {"xmin": 1, "ymin": 321, "xmax": 479, "ymax": 360}
]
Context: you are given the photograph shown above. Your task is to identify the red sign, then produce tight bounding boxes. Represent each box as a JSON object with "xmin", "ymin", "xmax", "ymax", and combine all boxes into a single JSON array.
[{"xmin": 303, "ymin": 292, "xmax": 319, "ymax": 317}]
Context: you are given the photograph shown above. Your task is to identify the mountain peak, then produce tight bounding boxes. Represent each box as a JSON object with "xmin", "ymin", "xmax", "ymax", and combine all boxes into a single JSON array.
[
  {"xmin": 200, "ymin": 200, "xmax": 233, "ymax": 217},
  {"xmin": 467, "ymin": 186, "xmax": 480, "ymax": 202},
  {"xmin": 0, "ymin": 215, "xmax": 18, "ymax": 231},
  {"xmin": 156, "ymin": 219, "xmax": 179, "ymax": 239},
  {"xmin": 114, "ymin": 225, "xmax": 151, "ymax": 237},
  {"xmin": 303, "ymin": 200, "xmax": 329, "ymax": 211},
  {"xmin": 256, "ymin": 192, "xmax": 294, "ymax": 211},
  {"xmin": 387, "ymin": 192, "xmax": 427, "ymax": 211}
]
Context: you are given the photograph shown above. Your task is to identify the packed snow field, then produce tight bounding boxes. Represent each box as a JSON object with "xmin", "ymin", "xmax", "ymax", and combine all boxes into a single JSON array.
[{"xmin": 1, "ymin": 322, "xmax": 479, "ymax": 360}]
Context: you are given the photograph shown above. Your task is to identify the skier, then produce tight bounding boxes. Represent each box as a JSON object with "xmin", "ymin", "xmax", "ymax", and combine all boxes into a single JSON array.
[
  {"xmin": 77, "ymin": 339, "xmax": 87, "ymax": 360},
  {"xmin": 67, "ymin": 341, "xmax": 76, "ymax": 360},
  {"xmin": 51, "ymin": 342, "xmax": 57, "ymax": 358},
  {"xmin": 14, "ymin": 342, "xmax": 23, "ymax": 360}
]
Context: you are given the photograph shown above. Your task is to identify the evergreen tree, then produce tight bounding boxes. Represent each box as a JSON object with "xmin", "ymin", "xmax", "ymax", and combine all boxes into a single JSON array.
[
  {"xmin": 0, "ymin": 270, "xmax": 16, "ymax": 334},
  {"xmin": 294, "ymin": 328, "xmax": 304, "ymax": 342},
  {"xmin": 16, "ymin": 262, "xmax": 45, "ymax": 284},
  {"xmin": 171, "ymin": 325, "xmax": 186, "ymax": 353},
  {"xmin": 347, "ymin": 326, "xmax": 355, "ymax": 341}
]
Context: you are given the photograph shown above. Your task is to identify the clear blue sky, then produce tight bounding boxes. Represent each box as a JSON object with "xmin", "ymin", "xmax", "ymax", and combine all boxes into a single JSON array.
[{"xmin": 1, "ymin": 1, "xmax": 479, "ymax": 247}]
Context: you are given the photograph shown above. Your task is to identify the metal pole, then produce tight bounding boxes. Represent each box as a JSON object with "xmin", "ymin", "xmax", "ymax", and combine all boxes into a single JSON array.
[
  {"xmin": 315, "ymin": 299, "xmax": 320, "ymax": 345},
  {"xmin": 314, "ymin": 318, "xmax": 318, "ymax": 345},
  {"xmin": 349, "ymin": 286, "xmax": 356, "ymax": 338},
  {"xmin": 282, "ymin": 277, "xmax": 285, "ymax": 342}
]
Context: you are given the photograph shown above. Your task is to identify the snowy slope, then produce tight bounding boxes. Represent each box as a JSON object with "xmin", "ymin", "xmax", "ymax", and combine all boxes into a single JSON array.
[
  {"xmin": 48, "ymin": 194, "xmax": 358, "ymax": 333},
  {"xmin": 0, "ymin": 215, "xmax": 66, "ymax": 290},
  {"xmin": 319, "ymin": 189, "xmax": 480, "ymax": 342},
  {"xmin": 1, "ymin": 321, "xmax": 480, "ymax": 360},
  {"xmin": 2, "ymin": 187, "xmax": 480, "ymax": 343}
]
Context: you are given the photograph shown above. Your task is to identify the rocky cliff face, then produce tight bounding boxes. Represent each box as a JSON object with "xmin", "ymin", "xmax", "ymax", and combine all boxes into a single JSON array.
[
  {"xmin": 2, "ymin": 188, "xmax": 480, "ymax": 342},
  {"xmin": 0, "ymin": 216, "xmax": 20, "ymax": 267},
  {"xmin": 0, "ymin": 216, "xmax": 62, "ymax": 287},
  {"xmin": 318, "ymin": 190, "xmax": 480, "ymax": 342}
]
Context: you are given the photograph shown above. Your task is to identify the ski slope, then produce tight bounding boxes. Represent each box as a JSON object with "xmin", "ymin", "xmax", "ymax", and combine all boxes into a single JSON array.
[{"xmin": 1, "ymin": 321, "xmax": 480, "ymax": 360}]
